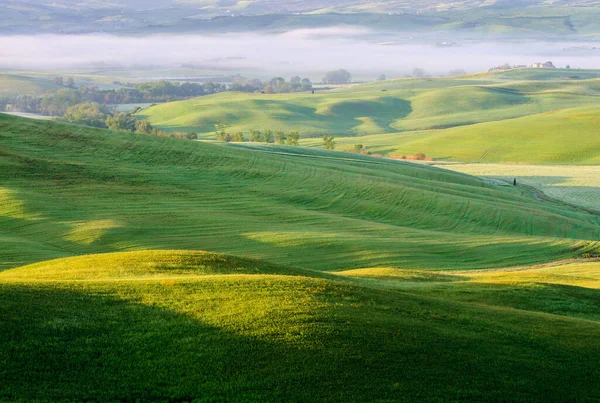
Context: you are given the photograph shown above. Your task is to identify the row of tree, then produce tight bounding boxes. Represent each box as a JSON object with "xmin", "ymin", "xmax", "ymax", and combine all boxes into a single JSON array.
[
  {"xmin": 0, "ymin": 75, "xmax": 316, "ymax": 116},
  {"xmin": 214, "ymin": 128, "xmax": 338, "ymax": 150},
  {"xmin": 216, "ymin": 129, "xmax": 301, "ymax": 146}
]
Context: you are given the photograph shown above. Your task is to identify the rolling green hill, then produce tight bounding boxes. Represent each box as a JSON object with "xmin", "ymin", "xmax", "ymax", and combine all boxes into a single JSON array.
[
  {"xmin": 333, "ymin": 105, "xmax": 600, "ymax": 164},
  {"xmin": 139, "ymin": 72, "xmax": 600, "ymax": 138},
  {"xmin": 2, "ymin": 112, "xmax": 599, "ymax": 272},
  {"xmin": 2, "ymin": 112, "xmax": 600, "ymax": 401},
  {"xmin": 1, "ymin": 250, "xmax": 600, "ymax": 401},
  {"xmin": 139, "ymin": 71, "xmax": 600, "ymax": 164}
]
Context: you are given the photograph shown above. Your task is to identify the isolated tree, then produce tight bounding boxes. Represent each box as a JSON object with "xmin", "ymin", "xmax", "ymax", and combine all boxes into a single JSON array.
[
  {"xmin": 350, "ymin": 144, "xmax": 364, "ymax": 153},
  {"xmin": 301, "ymin": 78, "xmax": 313, "ymax": 91},
  {"xmin": 323, "ymin": 69, "xmax": 352, "ymax": 84},
  {"xmin": 286, "ymin": 131, "xmax": 300, "ymax": 146},
  {"xmin": 187, "ymin": 132, "xmax": 198, "ymax": 140},
  {"xmin": 53, "ymin": 76, "xmax": 64, "ymax": 86},
  {"xmin": 233, "ymin": 132, "xmax": 244, "ymax": 142},
  {"xmin": 377, "ymin": 74, "xmax": 386, "ymax": 81},
  {"xmin": 66, "ymin": 77, "xmax": 75, "ymax": 88},
  {"xmin": 105, "ymin": 112, "xmax": 136, "ymax": 132},
  {"xmin": 275, "ymin": 130, "xmax": 286, "ymax": 144},
  {"xmin": 263, "ymin": 129, "xmax": 274, "ymax": 143},
  {"xmin": 322, "ymin": 135, "xmax": 336, "ymax": 150},
  {"xmin": 249, "ymin": 129, "xmax": 263, "ymax": 142},
  {"xmin": 566, "ymin": 65, "xmax": 571, "ymax": 69}
]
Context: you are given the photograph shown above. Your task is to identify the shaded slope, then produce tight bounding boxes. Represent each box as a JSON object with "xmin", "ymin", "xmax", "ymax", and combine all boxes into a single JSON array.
[{"xmin": 1, "ymin": 251, "xmax": 600, "ymax": 402}]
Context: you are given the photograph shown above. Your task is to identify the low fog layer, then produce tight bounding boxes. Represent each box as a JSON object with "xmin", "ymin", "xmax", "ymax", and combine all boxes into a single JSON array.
[{"xmin": 2, "ymin": 28, "xmax": 599, "ymax": 78}]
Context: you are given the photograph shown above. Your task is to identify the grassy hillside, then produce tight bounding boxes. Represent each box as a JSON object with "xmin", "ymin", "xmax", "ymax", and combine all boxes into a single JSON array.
[
  {"xmin": 360, "ymin": 106, "xmax": 600, "ymax": 164},
  {"xmin": 1, "ymin": 251, "xmax": 600, "ymax": 401},
  {"xmin": 139, "ymin": 72, "xmax": 600, "ymax": 142},
  {"xmin": 2, "ymin": 113, "xmax": 600, "ymax": 272}
]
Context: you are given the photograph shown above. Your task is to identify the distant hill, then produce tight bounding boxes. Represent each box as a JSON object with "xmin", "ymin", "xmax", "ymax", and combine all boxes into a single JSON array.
[
  {"xmin": 2, "ymin": 0, "xmax": 600, "ymax": 35},
  {"xmin": 139, "ymin": 70, "xmax": 600, "ymax": 159}
]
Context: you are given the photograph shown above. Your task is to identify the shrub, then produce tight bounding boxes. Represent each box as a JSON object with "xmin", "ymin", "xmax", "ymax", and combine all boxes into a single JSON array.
[{"xmin": 350, "ymin": 144, "xmax": 364, "ymax": 153}]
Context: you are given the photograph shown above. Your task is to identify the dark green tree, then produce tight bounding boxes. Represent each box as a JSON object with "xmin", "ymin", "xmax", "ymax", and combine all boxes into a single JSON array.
[
  {"xmin": 322, "ymin": 134, "xmax": 336, "ymax": 150},
  {"xmin": 233, "ymin": 132, "xmax": 245, "ymax": 142},
  {"xmin": 105, "ymin": 112, "xmax": 136, "ymax": 132},
  {"xmin": 263, "ymin": 129, "xmax": 274, "ymax": 143},
  {"xmin": 286, "ymin": 131, "xmax": 300, "ymax": 146},
  {"xmin": 275, "ymin": 130, "xmax": 286, "ymax": 144},
  {"xmin": 249, "ymin": 129, "xmax": 263, "ymax": 142}
]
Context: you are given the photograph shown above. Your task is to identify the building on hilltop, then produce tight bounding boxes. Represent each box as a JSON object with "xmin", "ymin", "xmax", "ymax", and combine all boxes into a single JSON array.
[{"xmin": 531, "ymin": 61, "xmax": 556, "ymax": 68}]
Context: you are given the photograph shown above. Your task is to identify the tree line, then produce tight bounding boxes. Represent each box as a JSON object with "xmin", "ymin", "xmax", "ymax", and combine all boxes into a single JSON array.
[
  {"xmin": 214, "ymin": 128, "xmax": 337, "ymax": 150},
  {"xmin": 0, "ymin": 75, "xmax": 314, "ymax": 117}
]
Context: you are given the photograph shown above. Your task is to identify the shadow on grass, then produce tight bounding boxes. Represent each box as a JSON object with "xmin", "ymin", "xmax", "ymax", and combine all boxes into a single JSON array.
[{"xmin": 1, "ymin": 281, "xmax": 600, "ymax": 401}]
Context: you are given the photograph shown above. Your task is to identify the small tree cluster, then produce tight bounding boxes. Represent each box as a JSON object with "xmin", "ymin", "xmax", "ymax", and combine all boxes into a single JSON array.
[{"xmin": 322, "ymin": 135, "xmax": 336, "ymax": 150}]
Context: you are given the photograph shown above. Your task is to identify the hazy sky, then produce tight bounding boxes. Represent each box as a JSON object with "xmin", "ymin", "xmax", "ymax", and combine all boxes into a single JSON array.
[{"xmin": 1, "ymin": 28, "xmax": 599, "ymax": 78}]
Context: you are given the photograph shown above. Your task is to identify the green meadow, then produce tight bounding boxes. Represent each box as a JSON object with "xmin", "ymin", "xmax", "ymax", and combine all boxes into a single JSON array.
[
  {"xmin": 3, "ymin": 64, "xmax": 600, "ymax": 401},
  {"xmin": 1, "ymin": 250, "xmax": 600, "ymax": 401},
  {"xmin": 2, "ymin": 113, "xmax": 599, "ymax": 272}
]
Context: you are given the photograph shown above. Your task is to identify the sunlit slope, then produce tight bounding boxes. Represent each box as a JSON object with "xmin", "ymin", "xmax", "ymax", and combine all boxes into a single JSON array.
[
  {"xmin": 1, "ymin": 251, "xmax": 600, "ymax": 401},
  {"xmin": 379, "ymin": 106, "xmax": 600, "ymax": 163},
  {"xmin": 139, "ymin": 73, "xmax": 600, "ymax": 137},
  {"xmin": 338, "ymin": 260, "xmax": 600, "ymax": 321},
  {"xmin": 1, "ymin": 113, "xmax": 599, "ymax": 271}
]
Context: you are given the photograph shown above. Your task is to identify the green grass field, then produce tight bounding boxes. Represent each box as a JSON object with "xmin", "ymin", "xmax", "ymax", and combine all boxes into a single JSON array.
[
  {"xmin": 327, "ymin": 105, "xmax": 600, "ymax": 164},
  {"xmin": 139, "ymin": 70, "xmax": 600, "ymax": 165},
  {"xmin": 2, "ymin": 112, "xmax": 600, "ymax": 401},
  {"xmin": 1, "ymin": 250, "xmax": 600, "ymax": 401},
  {"xmin": 2, "ymin": 113, "xmax": 600, "ymax": 272}
]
